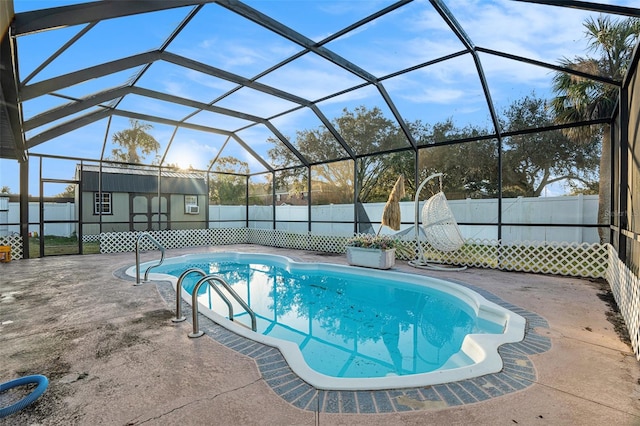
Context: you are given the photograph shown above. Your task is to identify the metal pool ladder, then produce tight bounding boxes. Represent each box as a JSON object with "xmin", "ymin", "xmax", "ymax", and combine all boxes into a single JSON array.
[
  {"xmin": 135, "ymin": 232, "xmax": 165, "ymax": 285},
  {"xmin": 173, "ymin": 268, "xmax": 257, "ymax": 337}
]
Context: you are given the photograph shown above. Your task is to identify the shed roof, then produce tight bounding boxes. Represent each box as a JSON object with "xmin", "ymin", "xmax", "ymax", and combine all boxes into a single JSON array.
[{"xmin": 79, "ymin": 164, "xmax": 207, "ymax": 195}]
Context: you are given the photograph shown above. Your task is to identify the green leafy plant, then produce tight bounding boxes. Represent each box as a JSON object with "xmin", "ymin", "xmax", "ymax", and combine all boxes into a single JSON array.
[
  {"xmin": 346, "ymin": 234, "xmax": 399, "ymax": 250},
  {"xmin": 346, "ymin": 234, "xmax": 416, "ymax": 259}
]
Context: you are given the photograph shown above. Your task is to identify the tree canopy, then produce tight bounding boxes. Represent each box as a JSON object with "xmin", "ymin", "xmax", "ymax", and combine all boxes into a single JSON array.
[
  {"xmin": 259, "ymin": 15, "xmax": 638, "ymax": 208},
  {"xmin": 551, "ymin": 15, "xmax": 640, "ymax": 240},
  {"xmin": 208, "ymin": 156, "xmax": 249, "ymax": 205},
  {"xmin": 502, "ymin": 95, "xmax": 600, "ymax": 197},
  {"xmin": 266, "ymin": 95, "xmax": 600, "ymax": 203},
  {"xmin": 109, "ymin": 119, "xmax": 160, "ymax": 164},
  {"xmin": 268, "ymin": 106, "xmax": 407, "ymax": 204}
]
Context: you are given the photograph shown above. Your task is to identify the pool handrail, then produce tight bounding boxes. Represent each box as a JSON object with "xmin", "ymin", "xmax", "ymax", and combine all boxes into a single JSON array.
[
  {"xmin": 135, "ymin": 232, "xmax": 165, "ymax": 285},
  {"xmin": 173, "ymin": 268, "xmax": 207, "ymax": 323},
  {"xmin": 189, "ymin": 274, "xmax": 257, "ymax": 338}
]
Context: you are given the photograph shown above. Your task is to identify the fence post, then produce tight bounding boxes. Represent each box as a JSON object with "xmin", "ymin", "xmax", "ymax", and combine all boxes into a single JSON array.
[
  {"xmin": 67, "ymin": 202, "xmax": 73, "ymax": 237},
  {"xmin": 576, "ymin": 194, "xmax": 583, "ymax": 243},
  {"xmin": 0, "ymin": 196, "xmax": 8, "ymax": 237},
  {"xmin": 517, "ymin": 196, "xmax": 524, "ymax": 242}
]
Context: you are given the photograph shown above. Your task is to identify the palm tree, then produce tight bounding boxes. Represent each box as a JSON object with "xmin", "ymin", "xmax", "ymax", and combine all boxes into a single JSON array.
[
  {"xmin": 110, "ymin": 119, "xmax": 160, "ymax": 164},
  {"xmin": 551, "ymin": 15, "xmax": 640, "ymax": 242}
]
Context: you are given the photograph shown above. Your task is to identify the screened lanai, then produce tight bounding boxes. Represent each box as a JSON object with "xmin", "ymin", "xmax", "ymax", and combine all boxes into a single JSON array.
[
  {"xmin": 1, "ymin": 1, "xmax": 640, "ymax": 353},
  {"xmin": 0, "ymin": 0, "xmax": 640, "ymax": 372}
]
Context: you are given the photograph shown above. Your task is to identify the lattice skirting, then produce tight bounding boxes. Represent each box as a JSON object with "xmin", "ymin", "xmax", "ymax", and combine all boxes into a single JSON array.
[
  {"xmin": 411, "ymin": 239, "xmax": 609, "ymax": 279},
  {"xmin": 97, "ymin": 229, "xmax": 609, "ymax": 279},
  {"xmin": 0, "ymin": 229, "xmax": 615, "ymax": 281},
  {"xmin": 82, "ymin": 234, "xmax": 100, "ymax": 243},
  {"xmin": 0, "ymin": 234, "xmax": 23, "ymax": 260},
  {"xmin": 606, "ymin": 245, "xmax": 640, "ymax": 360},
  {"xmin": 99, "ymin": 228, "xmax": 250, "ymax": 253}
]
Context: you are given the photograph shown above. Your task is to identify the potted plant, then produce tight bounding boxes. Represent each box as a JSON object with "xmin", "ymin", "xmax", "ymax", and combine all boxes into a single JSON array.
[{"xmin": 345, "ymin": 234, "xmax": 399, "ymax": 269}]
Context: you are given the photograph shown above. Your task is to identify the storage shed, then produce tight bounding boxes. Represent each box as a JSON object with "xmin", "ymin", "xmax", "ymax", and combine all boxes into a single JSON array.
[{"xmin": 77, "ymin": 165, "xmax": 208, "ymax": 234}]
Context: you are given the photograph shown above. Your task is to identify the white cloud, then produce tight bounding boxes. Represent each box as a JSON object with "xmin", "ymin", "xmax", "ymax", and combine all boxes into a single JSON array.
[
  {"xmin": 162, "ymin": 80, "xmax": 189, "ymax": 99},
  {"xmin": 215, "ymin": 87, "xmax": 299, "ymax": 118},
  {"xmin": 404, "ymin": 87, "xmax": 466, "ymax": 104},
  {"xmin": 257, "ymin": 52, "xmax": 365, "ymax": 101},
  {"xmin": 269, "ymin": 108, "xmax": 320, "ymax": 137},
  {"xmin": 448, "ymin": 0, "xmax": 595, "ymax": 62},
  {"xmin": 318, "ymin": 85, "xmax": 377, "ymax": 107},
  {"xmin": 183, "ymin": 69, "xmax": 236, "ymax": 92},
  {"xmin": 184, "ymin": 36, "xmax": 299, "ymax": 74}
]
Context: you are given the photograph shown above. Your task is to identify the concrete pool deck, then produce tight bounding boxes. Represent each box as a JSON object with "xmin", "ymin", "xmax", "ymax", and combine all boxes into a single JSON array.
[{"xmin": 1, "ymin": 244, "xmax": 639, "ymax": 425}]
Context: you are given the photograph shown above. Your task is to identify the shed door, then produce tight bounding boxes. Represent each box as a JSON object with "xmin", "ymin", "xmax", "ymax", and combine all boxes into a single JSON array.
[{"xmin": 130, "ymin": 194, "xmax": 169, "ymax": 231}]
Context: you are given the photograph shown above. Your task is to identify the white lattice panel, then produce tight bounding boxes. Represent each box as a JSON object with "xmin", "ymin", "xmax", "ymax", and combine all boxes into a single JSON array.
[
  {"xmin": 98, "ymin": 228, "xmax": 608, "ymax": 279},
  {"xmin": 271, "ymin": 231, "xmax": 356, "ymax": 253},
  {"xmin": 502, "ymin": 241, "xmax": 608, "ymax": 277},
  {"xmin": 0, "ymin": 234, "xmax": 23, "ymax": 260},
  {"xmin": 82, "ymin": 234, "xmax": 100, "ymax": 243},
  {"xmin": 212, "ymin": 228, "xmax": 248, "ymax": 245},
  {"xmin": 413, "ymin": 238, "xmax": 608, "ymax": 278},
  {"xmin": 311, "ymin": 234, "xmax": 352, "ymax": 253},
  {"xmin": 99, "ymin": 228, "xmax": 250, "ymax": 254},
  {"xmin": 606, "ymin": 245, "xmax": 640, "ymax": 360},
  {"xmin": 269, "ymin": 230, "xmax": 306, "ymax": 250},
  {"xmin": 246, "ymin": 228, "xmax": 273, "ymax": 247},
  {"xmin": 100, "ymin": 232, "xmax": 136, "ymax": 253}
]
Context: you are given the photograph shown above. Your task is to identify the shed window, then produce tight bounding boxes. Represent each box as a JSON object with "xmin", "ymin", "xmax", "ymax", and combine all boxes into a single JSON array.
[
  {"xmin": 185, "ymin": 195, "xmax": 198, "ymax": 213},
  {"xmin": 94, "ymin": 192, "xmax": 112, "ymax": 215}
]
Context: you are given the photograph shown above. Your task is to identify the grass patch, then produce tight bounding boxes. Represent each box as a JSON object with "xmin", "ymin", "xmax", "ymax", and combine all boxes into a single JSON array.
[{"xmin": 29, "ymin": 236, "xmax": 100, "ymax": 257}]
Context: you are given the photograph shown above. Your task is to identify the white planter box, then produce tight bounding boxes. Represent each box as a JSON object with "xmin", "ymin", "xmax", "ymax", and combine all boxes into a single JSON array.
[{"xmin": 346, "ymin": 247, "xmax": 396, "ymax": 269}]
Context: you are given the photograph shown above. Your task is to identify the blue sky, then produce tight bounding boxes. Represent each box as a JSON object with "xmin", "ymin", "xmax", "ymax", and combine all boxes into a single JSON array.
[{"xmin": 1, "ymin": 0, "xmax": 636, "ymax": 196}]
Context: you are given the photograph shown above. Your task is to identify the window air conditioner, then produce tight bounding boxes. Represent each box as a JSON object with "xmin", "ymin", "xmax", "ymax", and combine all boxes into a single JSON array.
[{"xmin": 186, "ymin": 204, "xmax": 199, "ymax": 214}]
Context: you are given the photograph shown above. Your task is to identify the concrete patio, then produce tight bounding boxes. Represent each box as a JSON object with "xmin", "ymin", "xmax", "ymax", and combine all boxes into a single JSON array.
[{"xmin": 1, "ymin": 245, "xmax": 639, "ymax": 425}]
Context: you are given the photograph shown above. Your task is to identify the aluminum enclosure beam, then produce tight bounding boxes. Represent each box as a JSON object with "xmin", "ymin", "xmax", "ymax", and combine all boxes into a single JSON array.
[
  {"xmin": 20, "ymin": 50, "xmax": 313, "ymax": 107},
  {"xmin": 477, "ymin": 47, "xmax": 620, "ymax": 87},
  {"xmin": 24, "ymin": 86, "xmax": 267, "ymax": 132},
  {"xmin": 514, "ymin": 0, "xmax": 640, "ymax": 18},
  {"xmin": 27, "ymin": 108, "xmax": 233, "ymax": 148},
  {"xmin": 0, "ymin": 30, "xmax": 26, "ymax": 161},
  {"xmin": 214, "ymin": 0, "xmax": 378, "ymax": 84},
  {"xmin": 20, "ymin": 51, "xmax": 161, "ymax": 101},
  {"xmin": 12, "ymin": 0, "xmax": 218, "ymax": 36}
]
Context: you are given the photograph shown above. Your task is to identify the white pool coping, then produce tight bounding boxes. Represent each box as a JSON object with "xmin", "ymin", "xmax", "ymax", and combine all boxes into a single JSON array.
[{"xmin": 127, "ymin": 252, "xmax": 526, "ymax": 391}]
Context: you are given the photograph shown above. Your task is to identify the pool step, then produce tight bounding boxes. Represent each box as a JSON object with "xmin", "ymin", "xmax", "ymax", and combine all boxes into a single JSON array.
[{"xmin": 233, "ymin": 320, "xmax": 254, "ymax": 331}]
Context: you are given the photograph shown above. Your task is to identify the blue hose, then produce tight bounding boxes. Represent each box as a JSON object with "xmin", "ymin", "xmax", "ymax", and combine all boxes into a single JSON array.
[{"xmin": 0, "ymin": 375, "xmax": 49, "ymax": 418}]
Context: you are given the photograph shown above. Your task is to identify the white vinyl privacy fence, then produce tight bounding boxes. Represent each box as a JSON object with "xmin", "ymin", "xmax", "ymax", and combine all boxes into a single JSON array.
[
  {"xmin": 249, "ymin": 194, "xmax": 600, "ymax": 243},
  {"xmin": 1, "ymin": 200, "xmax": 75, "ymax": 237},
  {"xmin": 1, "ymin": 194, "xmax": 599, "ymax": 243}
]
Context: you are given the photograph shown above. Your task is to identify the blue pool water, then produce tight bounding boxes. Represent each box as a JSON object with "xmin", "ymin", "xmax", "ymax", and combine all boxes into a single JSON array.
[{"xmin": 136, "ymin": 253, "xmax": 525, "ymax": 389}]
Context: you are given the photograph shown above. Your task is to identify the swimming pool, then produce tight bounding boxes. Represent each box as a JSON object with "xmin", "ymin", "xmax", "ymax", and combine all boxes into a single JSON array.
[{"xmin": 129, "ymin": 253, "xmax": 526, "ymax": 390}]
